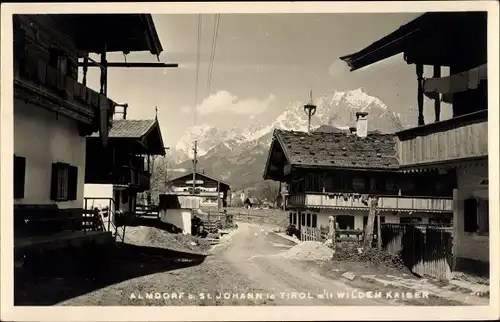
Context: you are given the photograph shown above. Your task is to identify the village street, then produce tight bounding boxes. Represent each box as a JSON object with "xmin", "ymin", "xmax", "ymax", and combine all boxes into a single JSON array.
[
  {"xmin": 36, "ymin": 222, "xmax": 470, "ymax": 307},
  {"xmin": 56, "ymin": 222, "xmax": 389, "ymax": 306}
]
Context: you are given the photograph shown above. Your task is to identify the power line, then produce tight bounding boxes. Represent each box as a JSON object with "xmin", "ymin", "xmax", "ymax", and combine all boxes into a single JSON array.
[
  {"xmin": 193, "ymin": 13, "xmax": 203, "ymax": 129},
  {"xmin": 206, "ymin": 14, "xmax": 220, "ymax": 97}
]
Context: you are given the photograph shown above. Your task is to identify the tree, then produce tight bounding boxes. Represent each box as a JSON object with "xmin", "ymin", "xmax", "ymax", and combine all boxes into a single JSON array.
[
  {"xmin": 256, "ymin": 181, "xmax": 280, "ymax": 205},
  {"xmin": 145, "ymin": 156, "xmax": 170, "ymax": 205}
]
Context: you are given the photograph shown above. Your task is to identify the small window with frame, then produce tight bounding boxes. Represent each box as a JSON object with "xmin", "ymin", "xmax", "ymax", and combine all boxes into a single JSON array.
[{"xmin": 51, "ymin": 162, "xmax": 78, "ymax": 201}]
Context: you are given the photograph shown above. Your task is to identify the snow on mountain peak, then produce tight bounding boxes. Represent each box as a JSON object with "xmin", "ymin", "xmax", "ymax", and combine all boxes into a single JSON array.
[{"xmin": 173, "ymin": 88, "xmax": 403, "ymax": 162}]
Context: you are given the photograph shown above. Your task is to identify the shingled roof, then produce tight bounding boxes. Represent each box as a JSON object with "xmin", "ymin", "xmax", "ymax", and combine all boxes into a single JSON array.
[
  {"xmin": 274, "ymin": 129, "xmax": 399, "ymax": 170},
  {"xmin": 88, "ymin": 118, "xmax": 165, "ymax": 155},
  {"xmin": 90, "ymin": 119, "xmax": 157, "ymax": 138}
]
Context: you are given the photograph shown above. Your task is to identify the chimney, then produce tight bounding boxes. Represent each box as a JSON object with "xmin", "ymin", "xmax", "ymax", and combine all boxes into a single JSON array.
[{"xmin": 355, "ymin": 112, "xmax": 369, "ymax": 138}]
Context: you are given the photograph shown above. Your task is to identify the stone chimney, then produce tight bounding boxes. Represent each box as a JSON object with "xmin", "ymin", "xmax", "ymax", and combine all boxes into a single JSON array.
[{"xmin": 355, "ymin": 112, "xmax": 369, "ymax": 138}]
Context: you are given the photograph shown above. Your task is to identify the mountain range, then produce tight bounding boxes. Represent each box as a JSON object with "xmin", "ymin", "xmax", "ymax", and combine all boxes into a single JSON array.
[{"xmin": 164, "ymin": 88, "xmax": 406, "ymax": 193}]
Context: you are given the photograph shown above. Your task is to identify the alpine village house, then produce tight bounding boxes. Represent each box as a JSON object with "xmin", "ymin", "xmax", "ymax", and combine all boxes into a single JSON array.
[
  {"xmin": 13, "ymin": 14, "xmax": 164, "ymax": 260},
  {"xmin": 85, "ymin": 117, "xmax": 166, "ymax": 222},
  {"xmin": 263, "ymin": 114, "xmax": 455, "ymax": 239},
  {"xmin": 164, "ymin": 171, "xmax": 231, "ymax": 209},
  {"xmin": 338, "ymin": 12, "xmax": 489, "ymax": 276}
]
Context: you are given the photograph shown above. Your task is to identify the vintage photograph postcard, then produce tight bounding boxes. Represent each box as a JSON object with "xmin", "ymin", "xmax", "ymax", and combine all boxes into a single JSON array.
[{"xmin": 1, "ymin": 1, "xmax": 498, "ymax": 321}]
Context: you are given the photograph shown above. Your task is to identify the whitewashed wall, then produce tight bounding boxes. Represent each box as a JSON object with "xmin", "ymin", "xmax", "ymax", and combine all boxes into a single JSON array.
[{"xmin": 14, "ymin": 99, "xmax": 86, "ymax": 209}]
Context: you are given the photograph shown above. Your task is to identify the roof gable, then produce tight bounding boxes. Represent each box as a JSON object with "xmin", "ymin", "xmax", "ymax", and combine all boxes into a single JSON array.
[
  {"xmin": 106, "ymin": 119, "xmax": 157, "ymax": 138},
  {"xmin": 274, "ymin": 129, "xmax": 399, "ymax": 171},
  {"xmin": 88, "ymin": 119, "xmax": 165, "ymax": 155},
  {"xmin": 168, "ymin": 171, "xmax": 230, "ymax": 189}
]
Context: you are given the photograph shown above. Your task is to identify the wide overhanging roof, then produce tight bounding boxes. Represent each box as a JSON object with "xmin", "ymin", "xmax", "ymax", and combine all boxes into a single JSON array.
[
  {"xmin": 339, "ymin": 12, "xmax": 486, "ymax": 71},
  {"xmin": 168, "ymin": 172, "xmax": 231, "ymax": 190},
  {"xmin": 58, "ymin": 14, "xmax": 163, "ymax": 56}
]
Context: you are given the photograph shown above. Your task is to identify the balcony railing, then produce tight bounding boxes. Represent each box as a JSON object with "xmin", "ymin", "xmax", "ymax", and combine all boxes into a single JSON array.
[
  {"xmin": 287, "ymin": 193, "xmax": 453, "ymax": 213},
  {"xmin": 396, "ymin": 110, "xmax": 488, "ymax": 167}
]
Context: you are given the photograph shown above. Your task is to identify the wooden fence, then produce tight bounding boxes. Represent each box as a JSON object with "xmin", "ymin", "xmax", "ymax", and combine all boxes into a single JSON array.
[
  {"xmin": 197, "ymin": 211, "xmax": 235, "ymax": 231},
  {"xmin": 300, "ymin": 226, "xmax": 321, "ymax": 241},
  {"xmin": 381, "ymin": 224, "xmax": 453, "ymax": 280},
  {"xmin": 335, "ymin": 229, "xmax": 364, "ymax": 245}
]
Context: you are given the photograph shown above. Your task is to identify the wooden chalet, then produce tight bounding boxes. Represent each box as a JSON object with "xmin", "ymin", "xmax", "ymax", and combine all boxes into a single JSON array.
[
  {"xmin": 85, "ymin": 118, "xmax": 165, "ymax": 215},
  {"xmin": 13, "ymin": 14, "xmax": 163, "ymax": 259},
  {"xmin": 263, "ymin": 115, "xmax": 456, "ymax": 234},
  {"xmin": 339, "ymin": 12, "xmax": 489, "ymax": 276},
  {"xmin": 165, "ymin": 172, "xmax": 231, "ymax": 208}
]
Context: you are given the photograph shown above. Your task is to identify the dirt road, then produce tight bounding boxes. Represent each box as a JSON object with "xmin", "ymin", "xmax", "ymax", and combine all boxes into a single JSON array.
[
  {"xmin": 50, "ymin": 222, "xmax": 406, "ymax": 306},
  {"xmin": 216, "ymin": 223, "xmax": 400, "ymax": 306}
]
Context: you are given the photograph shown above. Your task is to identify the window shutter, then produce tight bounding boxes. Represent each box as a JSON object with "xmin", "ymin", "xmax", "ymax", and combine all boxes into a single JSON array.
[
  {"xmin": 464, "ymin": 198, "xmax": 478, "ymax": 232},
  {"xmin": 50, "ymin": 163, "xmax": 59, "ymax": 200},
  {"xmin": 67, "ymin": 166, "xmax": 78, "ymax": 200},
  {"xmin": 14, "ymin": 155, "xmax": 26, "ymax": 199}
]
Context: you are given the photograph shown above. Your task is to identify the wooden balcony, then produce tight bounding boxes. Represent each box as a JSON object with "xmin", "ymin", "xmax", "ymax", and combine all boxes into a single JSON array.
[
  {"xmin": 396, "ymin": 110, "xmax": 488, "ymax": 167},
  {"xmin": 14, "ymin": 51, "xmax": 115, "ymax": 127},
  {"xmin": 287, "ymin": 193, "xmax": 452, "ymax": 213}
]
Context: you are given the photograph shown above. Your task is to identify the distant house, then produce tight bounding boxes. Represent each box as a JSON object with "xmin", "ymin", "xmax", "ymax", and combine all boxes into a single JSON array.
[
  {"xmin": 263, "ymin": 114, "xmax": 455, "ymax": 234},
  {"xmin": 339, "ymin": 12, "xmax": 489, "ymax": 276},
  {"xmin": 244, "ymin": 197, "xmax": 260, "ymax": 209},
  {"xmin": 164, "ymin": 171, "xmax": 231, "ymax": 208}
]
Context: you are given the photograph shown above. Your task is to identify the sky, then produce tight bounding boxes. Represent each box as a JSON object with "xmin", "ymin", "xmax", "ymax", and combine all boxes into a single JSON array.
[{"xmin": 83, "ymin": 12, "xmax": 451, "ymax": 148}]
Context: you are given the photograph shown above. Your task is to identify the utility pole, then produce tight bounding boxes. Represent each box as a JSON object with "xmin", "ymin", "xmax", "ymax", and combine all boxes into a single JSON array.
[
  {"xmin": 163, "ymin": 147, "xmax": 170, "ymax": 191},
  {"xmin": 192, "ymin": 141, "xmax": 198, "ymax": 196}
]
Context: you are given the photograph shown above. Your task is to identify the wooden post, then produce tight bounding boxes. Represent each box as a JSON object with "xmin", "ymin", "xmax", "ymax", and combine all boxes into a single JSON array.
[
  {"xmin": 416, "ymin": 63, "xmax": 425, "ymax": 126},
  {"xmin": 363, "ymin": 197, "xmax": 378, "ymax": 248},
  {"xmin": 217, "ymin": 181, "xmax": 220, "ymax": 215},
  {"xmin": 100, "ymin": 43, "xmax": 108, "ymax": 95},
  {"xmin": 377, "ymin": 213, "xmax": 382, "ymax": 250},
  {"xmin": 433, "ymin": 65, "xmax": 441, "ymax": 122},
  {"xmin": 82, "ymin": 53, "xmax": 89, "ymax": 86},
  {"xmin": 192, "ymin": 141, "xmax": 197, "ymax": 196},
  {"xmin": 328, "ymin": 215, "xmax": 335, "ymax": 245}
]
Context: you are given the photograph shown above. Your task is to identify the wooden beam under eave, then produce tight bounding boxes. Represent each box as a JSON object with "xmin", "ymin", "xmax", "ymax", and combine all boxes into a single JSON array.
[
  {"xmin": 433, "ymin": 65, "xmax": 441, "ymax": 122},
  {"xmin": 416, "ymin": 63, "xmax": 425, "ymax": 126},
  {"xmin": 79, "ymin": 62, "xmax": 179, "ymax": 68}
]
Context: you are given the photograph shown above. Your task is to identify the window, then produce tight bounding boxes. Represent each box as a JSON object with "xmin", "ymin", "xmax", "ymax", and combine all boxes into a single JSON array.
[
  {"xmin": 480, "ymin": 200, "xmax": 489, "ymax": 233},
  {"xmin": 14, "ymin": 155, "xmax": 26, "ymax": 199},
  {"xmin": 312, "ymin": 214, "xmax": 317, "ymax": 228},
  {"xmin": 301, "ymin": 213, "xmax": 305, "ymax": 226},
  {"xmin": 51, "ymin": 163, "xmax": 78, "ymax": 201},
  {"xmin": 306, "ymin": 175, "xmax": 314, "ymax": 191},
  {"xmin": 375, "ymin": 176, "xmax": 386, "ymax": 192},
  {"xmin": 339, "ymin": 175, "xmax": 353, "ymax": 190},
  {"xmin": 307, "ymin": 213, "xmax": 311, "ymax": 227},
  {"xmin": 464, "ymin": 198, "xmax": 478, "ymax": 232},
  {"xmin": 336, "ymin": 215, "xmax": 355, "ymax": 230},
  {"xmin": 293, "ymin": 213, "xmax": 297, "ymax": 225},
  {"xmin": 289, "ymin": 213, "xmax": 293, "ymax": 225}
]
